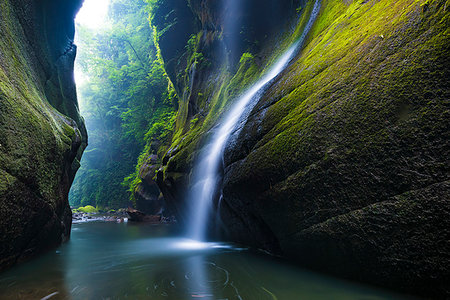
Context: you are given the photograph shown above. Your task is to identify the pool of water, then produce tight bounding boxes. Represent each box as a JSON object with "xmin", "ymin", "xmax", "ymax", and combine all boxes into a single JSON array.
[{"xmin": 0, "ymin": 222, "xmax": 411, "ymax": 299}]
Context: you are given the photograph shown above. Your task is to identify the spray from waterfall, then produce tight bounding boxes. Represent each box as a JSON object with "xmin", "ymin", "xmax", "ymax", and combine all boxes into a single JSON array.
[{"xmin": 186, "ymin": 0, "xmax": 322, "ymax": 241}]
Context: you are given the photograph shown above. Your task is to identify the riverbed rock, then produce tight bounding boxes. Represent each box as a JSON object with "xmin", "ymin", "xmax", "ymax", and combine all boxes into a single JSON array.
[
  {"xmin": 127, "ymin": 208, "xmax": 161, "ymax": 223},
  {"xmin": 0, "ymin": 0, "xmax": 86, "ymax": 269}
]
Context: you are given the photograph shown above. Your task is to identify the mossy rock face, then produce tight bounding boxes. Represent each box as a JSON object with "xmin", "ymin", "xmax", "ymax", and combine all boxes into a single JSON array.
[
  {"xmin": 156, "ymin": 0, "xmax": 448, "ymax": 296},
  {"xmin": 216, "ymin": 0, "xmax": 449, "ymax": 296},
  {"xmin": 154, "ymin": 0, "xmax": 304, "ymax": 217},
  {"xmin": 134, "ymin": 155, "xmax": 164, "ymax": 214},
  {"xmin": 290, "ymin": 181, "xmax": 450, "ymax": 296},
  {"xmin": 0, "ymin": 0, "xmax": 86, "ymax": 269},
  {"xmin": 151, "ymin": 0, "xmax": 301, "ymax": 144}
]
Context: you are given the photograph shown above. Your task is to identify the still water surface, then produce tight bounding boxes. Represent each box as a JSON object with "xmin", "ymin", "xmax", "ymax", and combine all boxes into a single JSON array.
[{"xmin": 0, "ymin": 222, "xmax": 411, "ymax": 299}]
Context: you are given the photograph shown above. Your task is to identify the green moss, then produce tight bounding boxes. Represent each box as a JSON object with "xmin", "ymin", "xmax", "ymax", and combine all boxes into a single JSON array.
[
  {"xmin": 75, "ymin": 205, "xmax": 98, "ymax": 213},
  {"xmin": 0, "ymin": 0, "xmax": 81, "ymax": 203},
  {"xmin": 152, "ymin": 0, "xmax": 448, "ymax": 213},
  {"xmin": 189, "ymin": 117, "xmax": 199, "ymax": 129},
  {"xmin": 62, "ymin": 122, "xmax": 76, "ymax": 138},
  {"xmin": 227, "ymin": 52, "xmax": 260, "ymax": 98},
  {"xmin": 154, "ymin": 0, "xmax": 331, "ymax": 181},
  {"xmin": 222, "ymin": 0, "xmax": 449, "ymax": 216}
]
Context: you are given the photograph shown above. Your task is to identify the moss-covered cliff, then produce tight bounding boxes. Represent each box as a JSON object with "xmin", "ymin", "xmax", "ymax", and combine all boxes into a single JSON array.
[
  {"xmin": 221, "ymin": 0, "xmax": 449, "ymax": 296},
  {"xmin": 0, "ymin": 0, "xmax": 86, "ymax": 269},
  {"xmin": 146, "ymin": 0, "xmax": 303, "ymax": 220},
  {"xmin": 149, "ymin": 0, "xmax": 449, "ymax": 296}
]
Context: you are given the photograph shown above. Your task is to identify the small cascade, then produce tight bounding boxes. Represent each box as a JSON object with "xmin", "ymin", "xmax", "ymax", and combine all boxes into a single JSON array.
[{"xmin": 186, "ymin": 0, "xmax": 322, "ymax": 241}]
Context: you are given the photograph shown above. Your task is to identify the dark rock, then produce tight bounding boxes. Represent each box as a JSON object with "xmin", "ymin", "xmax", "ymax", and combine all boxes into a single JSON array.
[
  {"xmin": 134, "ymin": 155, "xmax": 165, "ymax": 215},
  {"xmin": 218, "ymin": 1, "xmax": 450, "ymax": 297},
  {"xmin": 0, "ymin": 0, "xmax": 86, "ymax": 270},
  {"xmin": 127, "ymin": 208, "xmax": 161, "ymax": 223},
  {"xmin": 127, "ymin": 207, "xmax": 146, "ymax": 222},
  {"xmin": 157, "ymin": 0, "xmax": 450, "ymax": 297},
  {"xmin": 290, "ymin": 182, "xmax": 450, "ymax": 298},
  {"xmin": 151, "ymin": 0, "xmax": 300, "ymax": 122},
  {"xmin": 155, "ymin": 0, "xmax": 301, "ymax": 224}
]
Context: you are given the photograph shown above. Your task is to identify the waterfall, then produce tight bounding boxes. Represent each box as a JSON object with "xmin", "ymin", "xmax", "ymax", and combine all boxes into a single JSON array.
[{"xmin": 186, "ymin": 0, "xmax": 321, "ymax": 241}]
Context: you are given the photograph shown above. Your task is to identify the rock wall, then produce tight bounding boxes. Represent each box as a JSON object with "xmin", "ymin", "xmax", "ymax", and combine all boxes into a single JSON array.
[
  {"xmin": 220, "ymin": 0, "xmax": 449, "ymax": 297},
  {"xmin": 0, "ymin": 0, "xmax": 86, "ymax": 269},
  {"xmin": 134, "ymin": 155, "xmax": 164, "ymax": 214},
  {"xmin": 147, "ymin": 0, "xmax": 301, "ymax": 219},
  {"xmin": 154, "ymin": 0, "xmax": 449, "ymax": 297}
]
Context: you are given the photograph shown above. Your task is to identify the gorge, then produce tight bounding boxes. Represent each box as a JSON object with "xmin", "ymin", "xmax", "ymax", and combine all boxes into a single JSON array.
[
  {"xmin": 186, "ymin": 0, "xmax": 321, "ymax": 241},
  {"xmin": 0, "ymin": 0, "xmax": 449, "ymax": 299}
]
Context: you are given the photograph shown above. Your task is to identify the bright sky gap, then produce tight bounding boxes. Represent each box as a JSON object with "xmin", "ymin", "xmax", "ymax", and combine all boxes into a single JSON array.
[{"xmin": 74, "ymin": 0, "xmax": 110, "ymax": 90}]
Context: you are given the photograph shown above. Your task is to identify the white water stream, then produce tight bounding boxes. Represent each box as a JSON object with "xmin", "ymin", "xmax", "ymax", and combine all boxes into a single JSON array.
[{"xmin": 187, "ymin": 0, "xmax": 321, "ymax": 241}]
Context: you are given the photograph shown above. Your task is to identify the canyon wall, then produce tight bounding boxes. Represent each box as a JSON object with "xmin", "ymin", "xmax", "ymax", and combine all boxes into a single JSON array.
[
  {"xmin": 150, "ymin": 0, "xmax": 303, "ymax": 221},
  {"xmin": 221, "ymin": 1, "xmax": 449, "ymax": 297},
  {"xmin": 150, "ymin": 0, "xmax": 448, "ymax": 297},
  {"xmin": 0, "ymin": 0, "xmax": 87, "ymax": 269}
]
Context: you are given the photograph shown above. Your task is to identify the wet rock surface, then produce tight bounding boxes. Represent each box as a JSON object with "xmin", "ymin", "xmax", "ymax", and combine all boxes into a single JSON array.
[
  {"xmin": 126, "ymin": 207, "xmax": 176, "ymax": 224},
  {"xmin": 218, "ymin": 0, "xmax": 449, "ymax": 297},
  {"xmin": 156, "ymin": 0, "xmax": 449, "ymax": 297},
  {"xmin": 289, "ymin": 181, "xmax": 450, "ymax": 297},
  {"xmin": 154, "ymin": 0, "xmax": 302, "ymax": 224},
  {"xmin": 134, "ymin": 155, "xmax": 165, "ymax": 215},
  {"xmin": 0, "ymin": 0, "xmax": 86, "ymax": 270}
]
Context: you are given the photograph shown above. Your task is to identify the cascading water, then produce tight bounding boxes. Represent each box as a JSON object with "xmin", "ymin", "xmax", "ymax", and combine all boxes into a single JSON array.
[{"xmin": 187, "ymin": 0, "xmax": 321, "ymax": 241}]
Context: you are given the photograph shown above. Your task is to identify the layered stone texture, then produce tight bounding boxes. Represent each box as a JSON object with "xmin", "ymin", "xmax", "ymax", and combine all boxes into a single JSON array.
[{"xmin": 134, "ymin": 155, "xmax": 164, "ymax": 214}]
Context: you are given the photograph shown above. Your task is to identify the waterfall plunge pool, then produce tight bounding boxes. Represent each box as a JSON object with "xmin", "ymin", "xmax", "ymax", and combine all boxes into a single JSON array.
[{"xmin": 0, "ymin": 222, "xmax": 412, "ymax": 299}]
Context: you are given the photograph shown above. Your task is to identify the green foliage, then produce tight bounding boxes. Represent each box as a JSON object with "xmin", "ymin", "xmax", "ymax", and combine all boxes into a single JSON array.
[
  {"xmin": 74, "ymin": 205, "xmax": 98, "ymax": 213},
  {"xmin": 186, "ymin": 34, "xmax": 198, "ymax": 52},
  {"xmin": 189, "ymin": 117, "xmax": 199, "ymax": 129},
  {"xmin": 184, "ymin": 33, "xmax": 207, "ymax": 74},
  {"xmin": 239, "ymin": 52, "xmax": 254, "ymax": 64},
  {"xmin": 123, "ymin": 107, "xmax": 176, "ymax": 204},
  {"xmin": 69, "ymin": 0, "xmax": 176, "ymax": 209}
]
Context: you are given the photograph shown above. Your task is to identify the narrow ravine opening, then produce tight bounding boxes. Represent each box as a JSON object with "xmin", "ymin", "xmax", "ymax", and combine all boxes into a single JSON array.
[{"xmin": 70, "ymin": 0, "xmax": 176, "ymax": 215}]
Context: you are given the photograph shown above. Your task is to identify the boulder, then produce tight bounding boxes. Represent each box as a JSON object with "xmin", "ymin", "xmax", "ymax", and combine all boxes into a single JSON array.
[
  {"xmin": 127, "ymin": 208, "xmax": 161, "ymax": 223},
  {"xmin": 135, "ymin": 155, "xmax": 165, "ymax": 214}
]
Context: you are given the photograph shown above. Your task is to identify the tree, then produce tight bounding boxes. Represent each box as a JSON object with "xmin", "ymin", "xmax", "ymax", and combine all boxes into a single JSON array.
[{"xmin": 69, "ymin": 0, "xmax": 176, "ymax": 209}]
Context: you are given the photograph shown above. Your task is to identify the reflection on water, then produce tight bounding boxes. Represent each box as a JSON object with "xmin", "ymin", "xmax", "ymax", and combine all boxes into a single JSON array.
[{"xmin": 0, "ymin": 222, "xmax": 411, "ymax": 299}]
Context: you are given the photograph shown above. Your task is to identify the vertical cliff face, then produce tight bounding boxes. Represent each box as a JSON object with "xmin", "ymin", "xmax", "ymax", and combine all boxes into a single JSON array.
[
  {"xmin": 0, "ymin": 0, "xmax": 86, "ymax": 269},
  {"xmin": 152, "ymin": 0, "xmax": 301, "ymax": 120},
  {"xmin": 221, "ymin": 0, "xmax": 449, "ymax": 296},
  {"xmin": 150, "ymin": 0, "xmax": 301, "ymax": 220},
  {"xmin": 153, "ymin": 0, "xmax": 449, "ymax": 297}
]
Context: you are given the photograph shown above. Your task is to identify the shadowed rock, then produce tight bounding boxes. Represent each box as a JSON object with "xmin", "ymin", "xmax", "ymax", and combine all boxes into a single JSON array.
[{"xmin": 0, "ymin": 0, "xmax": 87, "ymax": 270}]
